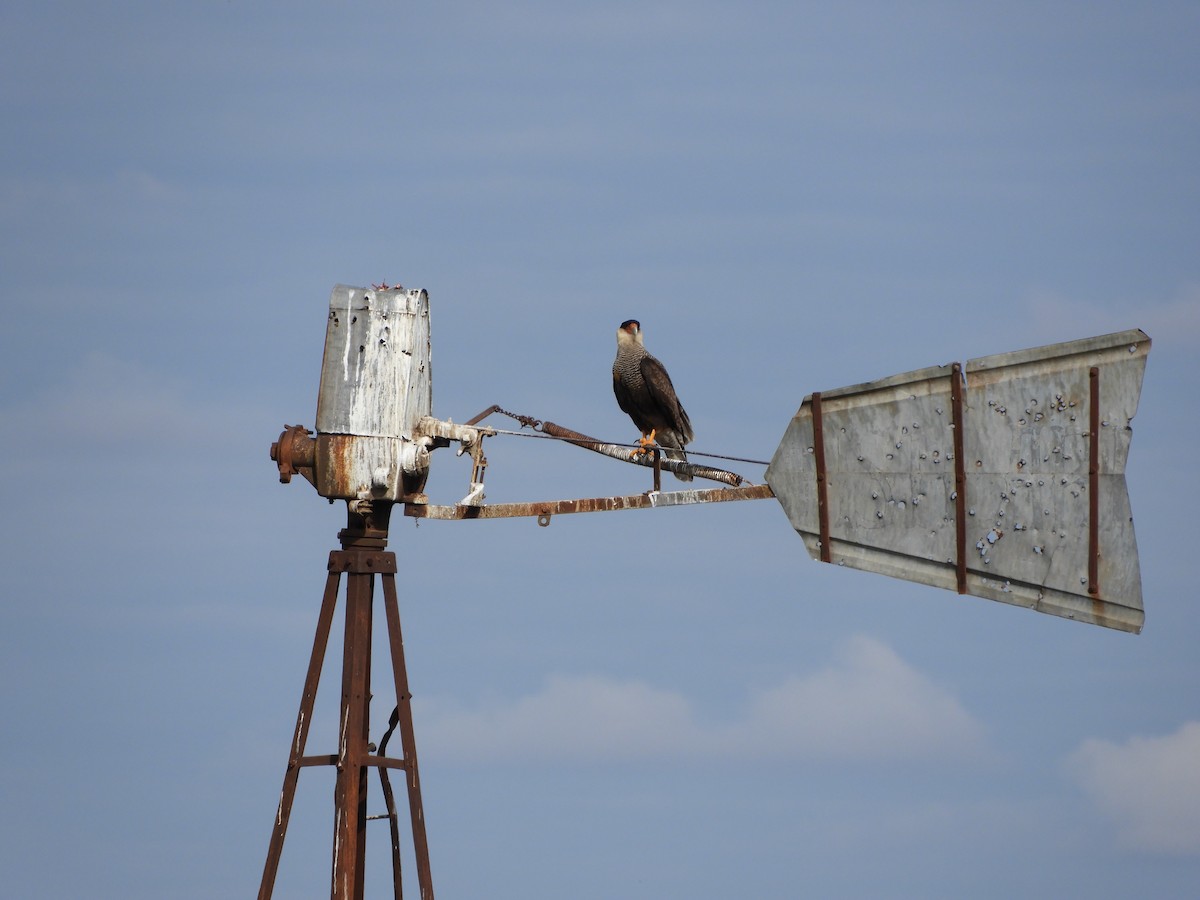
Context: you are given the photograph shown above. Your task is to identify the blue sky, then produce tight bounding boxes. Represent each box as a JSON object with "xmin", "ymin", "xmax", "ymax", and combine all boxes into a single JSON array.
[{"xmin": 2, "ymin": 2, "xmax": 1198, "ymax": 897}]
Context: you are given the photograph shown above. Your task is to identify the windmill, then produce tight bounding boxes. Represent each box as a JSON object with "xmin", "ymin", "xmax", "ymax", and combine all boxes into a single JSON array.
[{"xmin": 259, "ymin": 284, "xmax": 1150, "ymax": 899}]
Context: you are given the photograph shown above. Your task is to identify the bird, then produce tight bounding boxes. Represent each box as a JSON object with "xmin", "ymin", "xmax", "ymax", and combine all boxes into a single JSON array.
[{"xmin": 613, "ymin": 319, "xmax": 694, "ymax": 481}]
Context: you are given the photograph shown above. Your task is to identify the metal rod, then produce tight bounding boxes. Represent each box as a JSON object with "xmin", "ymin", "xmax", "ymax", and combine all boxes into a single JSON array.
[
  {"xmin": 951, "ymin": 363, "xmax": 968, "ymax": 594},
  {"xmin": 382, "ymin": 573, "xmax": 435, "ymax": 900},
  {"xmin": 811, "ymin": 392, "xmax": 832, "ymax": 563},
  {"xmin": 463, "ymin": 404, "xmax": 503, "ymax": 426},
  {"xmin": 259, "ymin": 569, "xmax": 341, "ymax": 900},
  {"xmin": 1089, "ymin": 366, "xmax": 1101, "ymax": 596},
  {"xmin": 538, "ymin": 421, "xmax": 744, "ymax": 486},
  {"xmin": 375, "ymin": 707, "xmax": 404, "ymax": 900}
]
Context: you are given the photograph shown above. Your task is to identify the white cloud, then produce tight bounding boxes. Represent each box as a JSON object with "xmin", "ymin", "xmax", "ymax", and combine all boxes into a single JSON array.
[
  {"xmin": 1068, "ymin": 721, "xmax": 1200, "ymax": 855},
  {"xmin": 417, "ymin": 635, "xmax": 986, "ymax": 764},
  {"xmin": 734, "ymin": 635, "xmax": 985, "ymax": 760},
  {"xmin": 417, "ymin": 674, "xmax": 703, "ymax": 763}
]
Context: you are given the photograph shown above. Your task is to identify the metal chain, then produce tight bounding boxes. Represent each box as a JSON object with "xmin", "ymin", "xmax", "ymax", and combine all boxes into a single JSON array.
[{"xmin": 495, "ymin": 407, "xmax": 543, "ymax": 430}]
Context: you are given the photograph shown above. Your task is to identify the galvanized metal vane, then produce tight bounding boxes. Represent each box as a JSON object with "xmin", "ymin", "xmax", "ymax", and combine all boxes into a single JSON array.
[{"xmin": 764, "ymin": 330, "xmax": 1151, "ymax": 634}]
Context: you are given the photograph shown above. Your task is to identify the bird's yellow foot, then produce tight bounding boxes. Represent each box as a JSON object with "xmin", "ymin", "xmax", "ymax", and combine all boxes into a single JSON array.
[{"xmin": 630, "ymin": 429, "xmax": 658, "ymax": 457}]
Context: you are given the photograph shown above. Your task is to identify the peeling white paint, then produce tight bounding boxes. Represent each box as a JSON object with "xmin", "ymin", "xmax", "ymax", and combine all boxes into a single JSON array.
[{"xmin": 315, "ymin": 286, "xmax": 433, "ymax": 501}]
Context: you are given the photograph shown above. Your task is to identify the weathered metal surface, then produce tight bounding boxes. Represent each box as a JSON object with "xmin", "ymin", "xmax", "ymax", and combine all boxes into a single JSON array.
[
  {"xmin": 765, "ymin": 330, "xmax": 1150, "ymax": 633},
  {"xmin": 403, "ymin": 483, "xmax": 775, "ymax": 523},
  {"xmin": 412, "ymin": 415, "xmax": 495, "ymax": 446},
  {"xmin": 315, "ymin": 286, "xmax": 432, "ymax": 501}
]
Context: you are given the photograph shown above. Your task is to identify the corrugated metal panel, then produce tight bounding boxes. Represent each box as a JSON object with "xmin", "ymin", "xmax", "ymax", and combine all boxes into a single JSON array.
[{"xmin": 765, "ymin": 330, "xmax": 1150, "ymax": 633}]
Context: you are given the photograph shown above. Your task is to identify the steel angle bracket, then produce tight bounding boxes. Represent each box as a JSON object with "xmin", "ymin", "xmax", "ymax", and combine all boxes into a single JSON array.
[{"xmin": 765, "ymin": 329, "xmax": 1151, "ymax": 633}]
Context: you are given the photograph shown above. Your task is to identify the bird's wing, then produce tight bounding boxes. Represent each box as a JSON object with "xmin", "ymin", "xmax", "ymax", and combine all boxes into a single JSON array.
[
  {"xmin": 612, "ymin": 369, "xmax": 636, "ymax": 416},
  {"xmin": 613, "ymin": 369, "xmax": 649, "ymax": 432},
  {"xmin": 640, "ymin": 356, "xmax": 694, "ymax": 444}
]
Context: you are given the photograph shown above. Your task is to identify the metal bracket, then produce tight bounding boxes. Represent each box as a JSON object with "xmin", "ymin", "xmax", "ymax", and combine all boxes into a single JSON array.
[{"xmin": 410, "ymin": 415, "xmax": 495, "ymax": 506}]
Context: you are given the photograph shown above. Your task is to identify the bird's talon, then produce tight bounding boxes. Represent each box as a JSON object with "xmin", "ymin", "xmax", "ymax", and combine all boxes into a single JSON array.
[{"xmin": 630, "ymin": 429, "xmax": 659, "ymax": 458}]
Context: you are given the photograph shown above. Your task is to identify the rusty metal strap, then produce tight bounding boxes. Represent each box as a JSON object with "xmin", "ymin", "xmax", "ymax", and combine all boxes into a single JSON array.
[
  {"xmin": 298, "ymin": 754, "xmax": 338, "ymax": 767},
  {"xmin": 951, "ymin": 364, "xmax": 968, "ymax": 594},
  {"xmin": 811, "ymin": 392, "xmax": 832, "ymax": 563},
  {"xmin": 1089, "ymin": 367, "xmax": 1100, "ymax": 596},
  {"xmin": 298, "ymin": 754, "xmax": 409, "ymax": 770},
  {"xmin": 327, "ymin": 550, "xmax": 398, "ymax": 574},
  {"xmin": 404, "ymin": 483, "xmax": 775, "ymax": 522}
]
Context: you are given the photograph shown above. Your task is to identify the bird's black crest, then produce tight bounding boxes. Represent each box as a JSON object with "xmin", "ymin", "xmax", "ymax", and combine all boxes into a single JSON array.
[{"xmin": 620, "ymin": 319, "xmax": 640, "ymax": 331}]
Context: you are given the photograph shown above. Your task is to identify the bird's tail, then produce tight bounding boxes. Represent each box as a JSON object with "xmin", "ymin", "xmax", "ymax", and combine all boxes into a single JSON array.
[{"xmin": 664, "ymin": 447, "xmax": 692, "ymax": 481}]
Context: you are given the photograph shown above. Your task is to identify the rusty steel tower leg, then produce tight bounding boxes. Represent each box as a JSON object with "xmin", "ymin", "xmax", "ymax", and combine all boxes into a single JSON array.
[
  {"xmin": 258, "ymin": 502, "xmax": 435, "ymax": 900},
  {"xmin": 259, "ymin": 569, "xmax": 341, "ymax": 900},
  {"xmin": 331, "ymin": 556, "xmax": 374, "ymax": 900}
]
